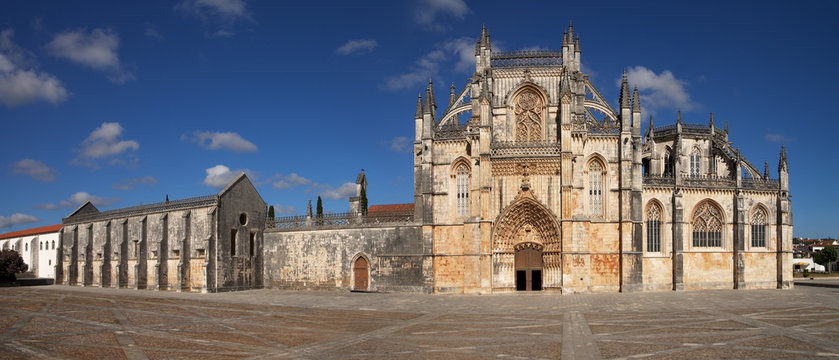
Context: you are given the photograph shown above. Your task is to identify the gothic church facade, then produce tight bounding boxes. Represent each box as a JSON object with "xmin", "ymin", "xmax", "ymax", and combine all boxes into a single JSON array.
[{"xmin": 412, "ymin": 24, "xmax": 792, "ymax": 293}]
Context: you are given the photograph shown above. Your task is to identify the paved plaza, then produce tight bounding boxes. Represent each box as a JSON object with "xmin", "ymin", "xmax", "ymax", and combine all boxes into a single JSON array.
[{"xmin": 1, "ymin": 281, "xmax": 838, "ymax": 359}]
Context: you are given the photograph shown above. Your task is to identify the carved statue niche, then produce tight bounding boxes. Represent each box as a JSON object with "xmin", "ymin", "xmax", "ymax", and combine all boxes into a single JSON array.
[{"xmin": 514, "ymin": 89, "xmax": 544, "ymax": 141}]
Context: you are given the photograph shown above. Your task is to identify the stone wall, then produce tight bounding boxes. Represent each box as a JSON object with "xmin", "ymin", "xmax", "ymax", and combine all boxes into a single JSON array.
[{"xmin": 263, "ymin": 225, "xmax": 428, "ymax": 293}]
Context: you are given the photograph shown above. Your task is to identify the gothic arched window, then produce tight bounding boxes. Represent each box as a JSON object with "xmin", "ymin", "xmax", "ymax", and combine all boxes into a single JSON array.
[
  {"xmin": 52, "ymin": 240, "xmax": 55, "ymax": 249},
  {"xmin": 514, "ymin": 89, "xmax": 544, "ymax": 142},
  {"xmin": 751, "ymin": 207, "xmax": 767, "ymax": 247},
  {"xmin": 40, "ymin": 241, "xmax": 43, "ymax": 250},
  {"xmin": 664, "ymin": 148, "xmax": 673, "ymax": 176},
  {"xmin": 646, "ymin": 202, "xmax": 662, "ymax": 252},
  {"xmin": 690, "ymin": 148, "xmax": 701, "ymax": 176},
  {"xmin": 588, "ymin": 160, "xmax": 604, "ymax": 216},
  {"xmin": 456, "ymin": 164, "xmax": 470, "ymax": 218},
  {"xmin": 692, "ymin": 201, "xmax": 723, "ymax": 247}
]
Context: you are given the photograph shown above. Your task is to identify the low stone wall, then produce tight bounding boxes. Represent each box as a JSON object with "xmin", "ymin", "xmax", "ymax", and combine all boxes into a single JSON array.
[{"xmin": 263, "ymin": 225, "xmax": 429, "ymax": 293}]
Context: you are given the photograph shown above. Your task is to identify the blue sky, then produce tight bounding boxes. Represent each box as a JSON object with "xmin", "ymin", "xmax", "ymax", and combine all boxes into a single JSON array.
[{"xmin": 0, "ymin": 0, "xmax": 837, "ymax": 238}]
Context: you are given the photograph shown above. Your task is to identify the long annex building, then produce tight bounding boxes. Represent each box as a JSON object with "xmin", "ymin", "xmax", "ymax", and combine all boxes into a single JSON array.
[{"xmin": 55, "ymin": 24, "xmax": 793, "ymax": 294}]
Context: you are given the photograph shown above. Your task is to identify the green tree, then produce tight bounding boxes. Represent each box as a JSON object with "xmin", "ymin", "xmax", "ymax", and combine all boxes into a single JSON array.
[
  {"xmin": 360, "ymin": 187, "xmax": 368, "ymax": 216},
  {"xmin": 0, "ymin": 249, "xmax": 28, "ymax": 282},
  {"xmin": 316, "ymin": 196, "xmax": 324, "ymax": 226},
  {"xmin": 268, "ymin": 205, "xmax": 275, "ymax": 219},
  {"xmin": 815, "ymin": 245, "xmax": 838, "ymax": 273}
]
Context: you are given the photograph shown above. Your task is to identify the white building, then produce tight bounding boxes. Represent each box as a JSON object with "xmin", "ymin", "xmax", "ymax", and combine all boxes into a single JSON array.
[{"xmin": 0, "ymin": 224, "xmax": 60, "ymax": 279}]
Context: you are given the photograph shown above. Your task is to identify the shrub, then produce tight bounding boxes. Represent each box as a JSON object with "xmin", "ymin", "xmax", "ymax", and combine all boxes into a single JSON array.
[{"xmin": 0, "ymin": 249, "xmax": 28, "ymax": 282}]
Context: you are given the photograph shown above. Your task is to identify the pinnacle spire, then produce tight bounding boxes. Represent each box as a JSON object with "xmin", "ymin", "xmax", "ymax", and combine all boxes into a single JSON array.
[
  {"xmin": 478, "ymin": 24, "xmax": 491, "ymax": 50},
  {"xmin": 574, "ymin": 34, "xmax": 580, "ymax": 52},
  {"xmin": 677, "ymin": 109, "xmax": 682, "ymax": 124},
  {"xmin": 780, "ymin": 144, "xmax": 787, "ymax": 165},
  {"xmin": 764, "ymin": 160, "xmax": 770, "ymax": 179},
  {"xmin": 559, "ymin": 70, "xmax": 572, "ymax": 97},
  {"xmin": 415, "ymin": 93, "xmax": 423, "ymax": 118},
  {"xmin": 709, "ymin": 112, "xmax": 714, "ymax": 127},
  {"xmin": 725, "ymin": 119, "xmax": 729, "ymax": 133},
  {"xmin": 648, "ymin": 115, "xmax": 654, "ymax": 137},
  {"xmin": 632, "ymin": 86, "xmax": 640, "ymax": 113},
  {"xmin": 448, "ymin": 83, "xmax": 456, "ymax": 109},
  {"xmin": 568, "ymin": 20, "xmax": 574, "ymax": 41},
  {"xmin": 620, "ymin": 69, "xmax": 630, "ymax": 109},
  {"xmin": 425, "ymin": 78, "xmax": 436, "ymax": 113}
]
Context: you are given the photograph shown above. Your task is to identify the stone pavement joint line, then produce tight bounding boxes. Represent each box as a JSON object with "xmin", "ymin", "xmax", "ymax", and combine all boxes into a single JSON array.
[{"xmin": 0, "ymin": 281, "xmax": 837, "ymax": 359}]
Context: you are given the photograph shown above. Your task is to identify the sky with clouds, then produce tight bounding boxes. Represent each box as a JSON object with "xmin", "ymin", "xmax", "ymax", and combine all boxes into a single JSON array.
[{"xmin": 0, "ymin": 0, "xmax": 837, "ymax": 238}]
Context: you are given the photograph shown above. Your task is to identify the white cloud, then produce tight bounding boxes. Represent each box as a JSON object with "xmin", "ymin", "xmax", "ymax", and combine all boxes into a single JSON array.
[
  {"xmin": 389, "ymin": 136, "xmax": 411, "ymax": 152},
  {"xmin": 37, "ymin": 191, "xmax": 120, "ymax": 210},
  {"xmin": 67, "ymin": 192, "xmax": 120, "ymax": 207},
  {"xmin": 72, "ymin": 122, "xmax": 139, "ymax": 168},
  {"xmin": 45, "ymin": 28, "xmax": 134, "ymax": 83},
  {"xmin": 415, "ymin": 0, "xmax": 470, "ymax": 30},
  {"xmin": 0, "ymin": 29, "xmax": 69, "ymax": 107},
  {"xmin": 144, "ymin": 24, "xmax": 163, "ymax": 40},
  {"xmin": 622, "ymin": 66, "xmax": 696, "ymax": 114},
  {"xmin": 382, "ymin": 37, "xmax": 473, "ymax": 90},
  {"xmin": 112, "ymin": 176, "xmax": 158, "ymax": 190},
  {"xmin": 0, "ymin": 213, "xmax": 40, "ymax": 228},
  {"xmin": 320, "ymin": 182, "xmax": 357, "ymax": 200},
  {"xmin": 335, "ymin": 39, "xmax": 378, "ymax": 55},
  {"xmin": 176, "ymin": 0, "xmax": 253, "ymax": 37},
  {"xmin": 204, "ymin": 164, "xmax": 245, "ymax": 188},
  {"xmin": 272, "ymin": 172, "xmax": 312, "ymax": 189},
  {"xmin": 765, "ymin": 133, "xmax": 793, "ymax": 143},
  {"xmin": 184, "ymin": 131, "xmax": 257, "ymax": 152},
  {"xmin": 10, "ymin": 159, "xmax": 55, "ymax": 182},
  {"xmin": 272, "ymin": 204, "xmax": 296, "ymax": 215}
]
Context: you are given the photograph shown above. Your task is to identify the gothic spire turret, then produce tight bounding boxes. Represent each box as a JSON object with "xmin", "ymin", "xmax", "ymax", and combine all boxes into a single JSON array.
[
  {"xmin": 567, "ymin": 20, "xmax": 574, "ymax": 44},
  {"xmin": 725, "ymin": 119, "xmax": 729, "ymax": 133},
  {"xmin": 559, "ymin": 70, "xmax": 572, "ymax": 98},
  {"xmin": 632, "ymin": 86, "xmax": 640, "ymax": 113},
  {"xmin": 620, "ymin": 69, "xmax": 630, "ymax": 109},
  {"xmin": 448, "ymin": 83, "xmax": 456, "ymax": 109},
  {"xmin": 424, "ymin": 78, "xmax": 437, "ymax": 115},
  {"xmin": 779, "ymin": 144, "xmax": 788, "ymax": 170},
  {"xmin": 677, "ymin": 109, "xmax": 682, "ymax": 124},
  {"xmin": 764, "ymin": 160, "xmax": 770, "ymax": 180},
  {"xmin": 574, "ymin": 35, "xmax": 580, "ymax": 52},
  {"xmin": 476, "ymin": 24, "xmax": 491, "ymax": 52},
  {"xmin": 648, "ymin": 115, "xmax": 654, "ymax": 138},
  {"xmin": 415, "ymin": 93, "xmax": 423, "ymax": 118}
]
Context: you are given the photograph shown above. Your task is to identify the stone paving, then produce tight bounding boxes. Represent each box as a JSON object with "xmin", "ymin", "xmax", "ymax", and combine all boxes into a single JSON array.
[{"xmin": 1, "ymin": 280, "xmax": 838, "ymax": 359}]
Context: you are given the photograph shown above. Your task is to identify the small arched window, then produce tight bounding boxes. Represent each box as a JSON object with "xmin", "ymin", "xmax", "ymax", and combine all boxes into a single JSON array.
[
  {"xmin": 692, "ymin": 201, "xmax": 723, "ymax": 247},
  {"xmin": 52, "ymin": 240, "xmax": 56, "ymax": 249},
  {"xmin": 751, "ymin": 207, "xmax": 767, "ymax": 247},
  {"xmin": 25, "ymin": 243, "xmax": 28, "ymax": 251},
  {"xmin": 456, "ymin": 164, "xmax": 470, "ymax": 217},
  {"xmin": 40, "ymin": 242, "xmax": 43, "ymax": 250},
  {"xmin": 588, "ymin": 160, "xmax": 604, "ymax": 216},
  {"xmin": 664, "ymin": 148, "xmax": 674, "ymax": 176},
  {"xmin": 690, "ymin": 148, "xmax": 701, "ymax": 176},
  {"xmin": 646, "ymin": 202, "xmax": 662, "ymax": 252}
]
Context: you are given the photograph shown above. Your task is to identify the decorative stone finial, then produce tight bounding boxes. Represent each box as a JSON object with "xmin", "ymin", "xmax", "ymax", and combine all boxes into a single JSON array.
[
  {"xmin": 632, "ymin": 86, "xmax": 640, "ymax": 113},
  {"xmin": 620, "ymin": 69, "xmax": 630, "ymax": 109},
  {"xmin": 415, "ymin": 93, "xmax": 423, "ymax": 118}
]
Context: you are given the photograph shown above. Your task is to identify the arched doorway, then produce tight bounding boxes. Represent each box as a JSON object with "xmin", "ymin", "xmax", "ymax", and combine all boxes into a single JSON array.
[
  {"xmin": 492, "ymin": 190, "xmax": 561, "ymax": 291},
  {"xmin": 515, "ymin": 243, "xmax": 543, "ymax": 291},
  {"xmin": 353, "ymin": 256, "xmax": 368, "ymax": 291}
]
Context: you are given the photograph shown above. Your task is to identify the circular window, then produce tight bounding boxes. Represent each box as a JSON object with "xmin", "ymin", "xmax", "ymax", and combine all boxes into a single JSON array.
[{"xmin": 239, "ymin": 213, "xmax": 248, "ymax": 226}]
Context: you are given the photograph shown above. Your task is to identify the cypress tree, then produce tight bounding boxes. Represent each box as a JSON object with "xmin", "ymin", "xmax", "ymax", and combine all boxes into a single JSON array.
[
  {"xmin": 360, "ymin": 187, "xmax": 368, "ymax": 216},
  {"xmin": 316, "ymin": 196, "xmax": 324, "ymax": 225},
  {"xmin": 268, "ymin": 205, "xmax": 275, "ymax": 219}
]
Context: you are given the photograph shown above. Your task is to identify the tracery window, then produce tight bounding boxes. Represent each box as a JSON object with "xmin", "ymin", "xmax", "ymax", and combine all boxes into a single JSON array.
[
  {"xmin": 751, "ymin": 207, "xmax": 767, "ymax": 247},
  {"xmin": 690, "ymin": 149, "xmax": 701, "ymax": 176},
  {"xmin": 646, "ymin": 202, "xmax": 662, "ymax": 252},
  {"xmin": 692, "ymin": 201, "xmax": 723, "ymax": 247},
  {"xmin": 588, "ymin": 161, "xmax": 603, "ymax": 216},
  {"xmin": 456, "ymin": 164, "xmax": 470, "ymax": 217},
  {"xmin": 514, "ymin": 89, "xmax": 544, "ymax": 141}
]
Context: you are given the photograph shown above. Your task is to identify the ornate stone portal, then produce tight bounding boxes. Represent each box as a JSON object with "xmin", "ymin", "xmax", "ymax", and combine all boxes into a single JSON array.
[{"xmin": 492, "ymin": 190, "xmax": 561, "ymax": 291}]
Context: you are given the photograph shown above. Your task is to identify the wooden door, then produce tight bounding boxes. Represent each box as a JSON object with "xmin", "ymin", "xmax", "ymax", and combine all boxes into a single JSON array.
[
  {"xmin": 515, "ymin": 247, "xmax": 542, "ymax": 291},
  {"xmin": 353, "ymin": 257, "xmax": 368, "ymax": 291}
]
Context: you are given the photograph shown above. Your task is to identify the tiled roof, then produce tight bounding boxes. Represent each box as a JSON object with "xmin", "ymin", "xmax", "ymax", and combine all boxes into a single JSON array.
[
  {"xmin": 368, "ymin": 203, "xmax": 414, "ymax": 213},
  {"xmin": 0, "ymin": 224, "xmax": 61, "ymax": 240}
]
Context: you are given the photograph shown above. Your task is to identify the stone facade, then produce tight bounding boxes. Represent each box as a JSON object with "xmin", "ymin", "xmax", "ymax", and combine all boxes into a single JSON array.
[
  {"xmin": 411, "ymin": 24, "xmax": 792, "ymax": 294},
  {"xmin": 56, "ymin": 173, "xmax": 265, "ymax": 292}
]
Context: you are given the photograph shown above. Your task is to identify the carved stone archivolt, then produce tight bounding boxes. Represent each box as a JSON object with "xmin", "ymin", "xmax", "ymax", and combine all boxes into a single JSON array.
[
  {"xmin": 492, "ymin": 190, "xmax": 560, "ymax": 253},
  {"xmin": 514, "ymin": 89, "xmax": 544, "ymax": 141}
]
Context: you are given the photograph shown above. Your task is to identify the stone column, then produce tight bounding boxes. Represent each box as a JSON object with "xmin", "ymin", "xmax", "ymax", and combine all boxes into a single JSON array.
[
  {"xmin": 733, "ymin": 191, "xmax": 746, "ymax": 289},
  {"xmin": 672, "ymin": 189, "xmax": 684, "ymax": 291}
]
